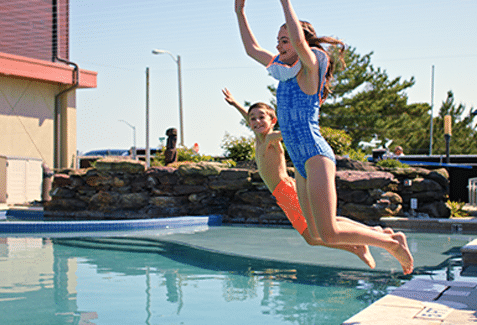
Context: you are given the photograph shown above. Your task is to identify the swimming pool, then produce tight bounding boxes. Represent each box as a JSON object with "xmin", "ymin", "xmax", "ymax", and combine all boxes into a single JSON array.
[{"xmin": 0, "ymin": 226, "xmax": 474, "ymax": 325}]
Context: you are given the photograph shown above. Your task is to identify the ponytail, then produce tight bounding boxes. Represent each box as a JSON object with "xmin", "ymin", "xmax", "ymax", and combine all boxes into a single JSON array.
[{"xmin": 300, "ymin": 21, "xmax": 346, "ymax": 101}]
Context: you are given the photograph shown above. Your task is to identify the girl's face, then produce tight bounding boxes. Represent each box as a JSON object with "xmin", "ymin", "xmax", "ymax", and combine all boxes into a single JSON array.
[
  {"xmin": 276, "ymin": 26, "xmax": 298, "ymax": 65},
  {"xmin": 248, "ymin": 108, "xmax": 276, "ymax": 135}
]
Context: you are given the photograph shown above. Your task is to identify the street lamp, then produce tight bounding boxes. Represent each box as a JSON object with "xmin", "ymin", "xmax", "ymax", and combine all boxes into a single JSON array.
[
  {"xmin": 119, "ymin": 119, "xmax": 136, "ymax": 159},
  {"xmin": 152, "ymin": 49, "xmax": 184, "ymax": 147}
]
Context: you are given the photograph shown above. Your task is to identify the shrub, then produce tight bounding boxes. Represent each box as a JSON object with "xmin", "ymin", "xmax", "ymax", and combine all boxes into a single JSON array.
[
  {"xmin": 447, "ymin": 200, "xmax": 469, "ymax": 218},
  {"xmin": 151, "ymin": 147, "xmax": 215, "ymax": 166},
  {"xmin": 340, "ymin": 148, "xmax": 368, "ymax": 162},
  {"xmin": 321, "ymin": 127, "xmax": 352, "ymax": 155},
  {"xmin": 376, "ymin": 159, "xmax": 409, "ymax": 168},
  {"xmin": 221, "ymin": 132, "xmax": 255, "ymax": 161}
]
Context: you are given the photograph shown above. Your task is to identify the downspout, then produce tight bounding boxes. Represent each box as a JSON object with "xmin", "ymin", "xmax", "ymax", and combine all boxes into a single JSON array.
[{"xmin": 52, "ymin": 0, "xmax": 79, "ymax": 169}]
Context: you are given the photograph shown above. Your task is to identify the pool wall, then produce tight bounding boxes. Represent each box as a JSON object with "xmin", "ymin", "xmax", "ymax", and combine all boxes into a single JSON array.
[{"xmin": 1, "ymin": 208, "xmax": 222, "ymax": 237}]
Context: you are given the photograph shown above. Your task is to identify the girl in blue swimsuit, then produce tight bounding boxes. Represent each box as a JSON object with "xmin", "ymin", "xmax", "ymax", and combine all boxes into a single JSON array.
[{"xmin": 235, "ymin": 0, "xmax": 413, "ymax": 275}]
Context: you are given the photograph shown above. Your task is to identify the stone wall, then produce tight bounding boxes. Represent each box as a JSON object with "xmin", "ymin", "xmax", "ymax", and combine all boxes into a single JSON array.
[{"xmin": 44, "ymin": 157, "xmax": 451, "ymax": 225}]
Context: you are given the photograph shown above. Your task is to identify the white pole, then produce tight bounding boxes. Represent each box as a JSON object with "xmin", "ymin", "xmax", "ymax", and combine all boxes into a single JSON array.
[
  {"xmin": 429, "ymin": 65, "xmax": 435, "ymax": 155},
  {"xmin": 177, "ymin": 55, "xmax": 184, "ymax": 147},
  {"xmin": 146, "ymin": 67, "xmax": 150, "ymax": 168}
]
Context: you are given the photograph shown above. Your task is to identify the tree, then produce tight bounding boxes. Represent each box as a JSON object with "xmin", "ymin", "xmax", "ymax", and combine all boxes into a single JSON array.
[
  {"xmin": 431, "ymin": 91, "xmax": 477, "ymax": 154},
  {"xmin": 321, "ymin": 47, "xmax": 432, "ymax": 154}
]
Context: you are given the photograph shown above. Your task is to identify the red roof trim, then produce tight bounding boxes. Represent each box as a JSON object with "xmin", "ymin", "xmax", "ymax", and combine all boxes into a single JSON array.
[{"xmin": 0, "ymin": 52, "xmax": 97, "ymax": 88}]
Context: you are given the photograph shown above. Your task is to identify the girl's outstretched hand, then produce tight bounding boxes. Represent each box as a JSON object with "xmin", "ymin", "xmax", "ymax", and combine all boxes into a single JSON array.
[{"xmin": 235, "ymin": 0, "xmax": 246, "ymax": 14}]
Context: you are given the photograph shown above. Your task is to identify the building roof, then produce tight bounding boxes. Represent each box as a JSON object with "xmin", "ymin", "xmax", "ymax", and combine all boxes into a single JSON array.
[{"xmin": 0, "ymin": 52, "xmax": 96, "ymax": 88}]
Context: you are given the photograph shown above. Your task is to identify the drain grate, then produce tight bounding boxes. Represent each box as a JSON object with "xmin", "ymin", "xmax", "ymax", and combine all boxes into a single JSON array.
[{"xmin": 414, "ymin": 306, "xmax": 451, "ymax": 320}]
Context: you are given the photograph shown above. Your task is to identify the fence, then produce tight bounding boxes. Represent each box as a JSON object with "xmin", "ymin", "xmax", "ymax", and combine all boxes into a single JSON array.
[{"xmin": 468, "ymin": 177, "xmax": 477, "ymax": 206}]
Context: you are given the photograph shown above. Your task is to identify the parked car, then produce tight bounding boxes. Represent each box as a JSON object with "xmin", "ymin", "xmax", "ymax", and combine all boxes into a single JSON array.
[
  {"xmin": 83, "ymin": 149, "xmax": 130, "ymax": 157},
  {"xmin": 135, "ymin": 148, "xmax": 163, "ymax": 161}
]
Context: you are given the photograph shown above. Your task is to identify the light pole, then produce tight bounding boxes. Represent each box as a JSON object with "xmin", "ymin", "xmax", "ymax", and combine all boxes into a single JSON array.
[
  {"xmin": 119, "ymin": 119, "xmax": 137, "ymax": 159},
  {"xmin": 152, "ymin": 49, "xmax": 184, "ymax": 147}
]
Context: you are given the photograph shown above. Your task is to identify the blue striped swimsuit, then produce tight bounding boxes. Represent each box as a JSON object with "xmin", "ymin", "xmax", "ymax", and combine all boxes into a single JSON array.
[{"xmin": 268, "ymin": 48, "xmax": 335, "ymax": 179}]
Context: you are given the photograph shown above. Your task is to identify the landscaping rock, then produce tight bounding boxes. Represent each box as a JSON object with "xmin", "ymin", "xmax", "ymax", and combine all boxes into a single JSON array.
[{"xmin": 44, "ymin": 158, "xmax": 451, "ymax": 223}]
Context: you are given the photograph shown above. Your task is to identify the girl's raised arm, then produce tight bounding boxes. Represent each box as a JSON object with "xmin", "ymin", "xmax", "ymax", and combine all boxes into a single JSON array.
[
  {"xmin": 279, "ymin": 0, "xmax": 317, "ymax": 72},
  {"xmin": 235, "ymin": 0, "xmax": 274, "ymax": 66}
]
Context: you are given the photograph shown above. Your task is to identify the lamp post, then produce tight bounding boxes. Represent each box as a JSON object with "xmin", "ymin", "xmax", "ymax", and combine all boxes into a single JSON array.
[
  {"xmin": 119, "ymin": 119, "xmax": 137, "ymax": 159},
  {"xmin": 152, "ymin": 49, "xmax": 184, "ymax": 147}
]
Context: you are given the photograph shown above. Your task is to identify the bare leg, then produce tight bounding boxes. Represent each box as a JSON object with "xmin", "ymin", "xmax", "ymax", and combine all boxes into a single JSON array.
[
  {"xmin": 301, "ymin": 228, "xmax": 376, "ymax": 269},
  {"xmin": 296, "ymin": 156, "xmax": 413, "ymax": 275}
]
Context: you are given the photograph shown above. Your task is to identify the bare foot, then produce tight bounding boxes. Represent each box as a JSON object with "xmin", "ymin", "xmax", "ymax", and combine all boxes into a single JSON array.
[
  {"xmin": 373, "ymin": 226, "xmax": 395, "ymax": 234},
  {"xmin": 353, "ymin": 245, "xmax": 376, "ymax": 269},
  {"xmin": 388, "ymin": 232, "xmax": 414, "ymax": 275}
]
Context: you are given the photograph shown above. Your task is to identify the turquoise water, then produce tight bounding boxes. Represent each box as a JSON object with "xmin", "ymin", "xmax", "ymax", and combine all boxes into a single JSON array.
[{"xmin": 0, "ymin": 228, "xmax": 472, "ymax": 325}]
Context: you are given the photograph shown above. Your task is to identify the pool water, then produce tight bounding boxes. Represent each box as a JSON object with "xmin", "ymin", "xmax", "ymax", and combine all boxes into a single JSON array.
[{"xmin": 0, "ymin": 228, "xmax": 473, "ymax": 325}]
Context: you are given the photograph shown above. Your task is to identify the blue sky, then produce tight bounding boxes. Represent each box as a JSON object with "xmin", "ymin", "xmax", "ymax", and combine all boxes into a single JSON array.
[{"xmin": 71, "ymin": 0, "xmax": 476, "ymax": 156}]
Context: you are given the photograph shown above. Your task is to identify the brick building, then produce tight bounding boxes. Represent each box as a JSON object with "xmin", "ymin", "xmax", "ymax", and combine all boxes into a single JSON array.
[{"xmin": 0, "ymin": 0, "xmax": 97, "ymax": 169}]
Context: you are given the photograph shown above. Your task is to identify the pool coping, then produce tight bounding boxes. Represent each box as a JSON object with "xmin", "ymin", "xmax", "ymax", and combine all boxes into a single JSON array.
[{"xmin": 342, "ymin": 278, "xmax": 477, "ymax": 324}]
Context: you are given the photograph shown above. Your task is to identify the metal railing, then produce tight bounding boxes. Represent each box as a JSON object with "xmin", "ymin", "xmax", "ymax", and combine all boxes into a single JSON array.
[{"xmin": 468, "ymin": 177, "xmax": 477, "ymax": 206}]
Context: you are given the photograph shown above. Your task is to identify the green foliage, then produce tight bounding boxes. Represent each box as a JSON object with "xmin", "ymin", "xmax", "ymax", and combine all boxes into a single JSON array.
[
  {"xmin": 376, "ymin": 159, "xmax": 409, "ymax": 168},
  {"xmin": 447, "ymin": 200, "xmax": 470, "ymax": 218},
  {"xmin": 430, "ymin": 91, "xmax": 477, "ymax": 155},
  {"xmin": 151, "ymin": 147, "xmax": 214, "ymax": 166},
  {"xmin": 320, "ymin": 126, "xmax": 352, "ymax": 155},
  {"xmin": 220, "ymin": 159, "xmax": 237, "ymax": 167},
  {"xmin": 344, "ymin": 148, "xmax": 368, "ymax": 162},
  {"xmin": 221, "ymin": 132, "xmax": 255, "ymax": 161}
]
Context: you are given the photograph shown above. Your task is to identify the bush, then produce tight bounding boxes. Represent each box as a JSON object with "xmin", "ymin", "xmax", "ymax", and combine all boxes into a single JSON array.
[
  {"xmin": 221, "ymin": 132, "xmax": 255, "ymax": 161},
  {"xmin": 321, "ymin": 127, "xmax": 352, "ymax": 155},
  {"xmin": 376, "ymin": 159, "xmax": 409, "ymax": 168},
  {"xmin": 344, "ymin": 148, "xmax": 368, "ymax": 162},
  {"xmin": 447, "ymin": 200, "xmax": 469, "ymax": 218},
  {"xmin": 151, "ymin": 147, "xmax": 215, "ymax": 166}
]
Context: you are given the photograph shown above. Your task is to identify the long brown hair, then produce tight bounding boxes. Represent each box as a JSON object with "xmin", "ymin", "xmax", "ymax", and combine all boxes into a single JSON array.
[{"xmin": 285, "ymin": 21, "xmax": 346, "ymax": 101}]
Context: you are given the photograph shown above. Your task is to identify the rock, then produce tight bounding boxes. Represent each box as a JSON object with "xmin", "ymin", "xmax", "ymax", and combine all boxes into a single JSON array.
[
  {"xmin": 84, "ymin": 172, "xmax": 112, "ymax": 188},
  {"xmin": 336, "ymin": 156, "xmax": 378, "ymax": 171},
  {"xmin": 188, "ymin": 193, "xmax": 209, "ymax": 203},
  {"xmin": 235, "ymin": 190, "xmax": 276, "ymax": 206},
  {"xmin": 119, "ymin": 193, "xmax": 149, "ymax": 209},
  {"xmin": 94, "ymin": 158, "xmax": 146, "ymax": 173},
  {"xmin": 428, "ymin": 168, "xmax": 450, "ymax": 189},
  {"xmin": 336, "ymin": 170, "xmax": 394, "ymax": 190},
  {"xmin": 381, "ymin": 191, "xmax": 403, "ymax": 204},
  {"xmin": 227, "ymin": 204, "xmax": 264, "ymax": 223},
  {"xmin": 208, "ymin": 177, "xmax": 251, "ymax": 191},
  {"xmin": 44, "ymin": 198, "xmax": 88, "ymax": 211},
  {"xmin": 173, "ymin": 185, "xmax": 208, "ymax": 196},
  {"xmin": 89, "ymin": 191, "xmax": 120, "ymax": 211},
  {"xmin": 49, "ymin": 187, "xmax": 76, "ymax": 198},
  {"xmin": 149, "ymin": 196, "xmax": 188, "ymax": 207},
  {"xmin": 178, "ymin": 162, "xmax": 227, "ymax": 177},
  {"xmin": 338, "ymin": 189, "xmax": 371, "ymax": 204},
  {"xmin": 52, "ymin": 174, "xmax": 72, "ymax": 187},
  {"xmin": 220, "ymin": 168, "xmax": 251, "ymax": 180},
  {"xmin": 419, "ymin": 201, "xmax": 451, "ymax": 218},
  {"xmin": 408, "ymin": 178, "xmax": 442, "ymax": 193},
  {"xmin": 402, "ymin": 191, "xmax": 447, "ymax": 203},
  {"xmin": 341, "ymin": 202, "xmax": 401, "ymax": 222}
]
